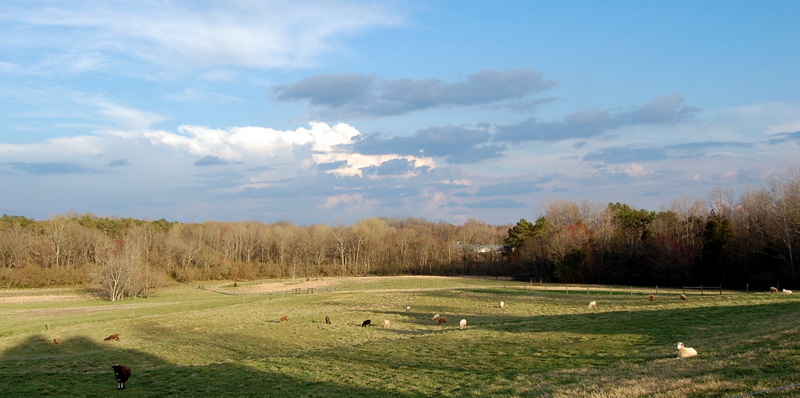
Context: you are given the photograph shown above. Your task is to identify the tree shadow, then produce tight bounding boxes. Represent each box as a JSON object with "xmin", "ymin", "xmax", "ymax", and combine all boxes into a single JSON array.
[{"xmin": 0, "ymin": 333, "xmax": 427, "ymax": 397}]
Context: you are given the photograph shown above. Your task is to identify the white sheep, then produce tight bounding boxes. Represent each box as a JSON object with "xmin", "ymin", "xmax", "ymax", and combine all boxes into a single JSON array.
[
  {"xmin": 383, "ymin": 319, "xmax": 391, "ymax": 328},
  {"xmin": 783, "ymin": 289, "xmax": 793, "ymax": 294},
  {"xmin": 770, "ymin": 287, "xmax": 779, "ymax": 293},
  {"xmin": 406, "ymin": 306, "xmax": 411, "ymax": 312},
  {"xmin": 676, "ymin": 342, "xmax": 698, "ymax": 358},
  {"xmin": 500, "ymin": 301, "xmax": 505, "ymax": 309},
  {"xmin": 459, "ymin": 319, "xmax": 467, "ymax": 330},
  {"xmin": 588, "ymin": 301, "xmax": 597, "ymax": 309},
  {"xmin": 432, "ymin": 314, "xmax": 441, "ymax": 321}
]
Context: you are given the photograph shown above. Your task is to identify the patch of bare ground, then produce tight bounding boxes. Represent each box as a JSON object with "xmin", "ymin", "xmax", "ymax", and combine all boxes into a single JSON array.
[
  {"xmin": 226, "ymin": 275, "xmax": 457, "ymax": 294},
  {"xmin": 0, "ymin": 288, "xmax": 92, "ymax": 303}
]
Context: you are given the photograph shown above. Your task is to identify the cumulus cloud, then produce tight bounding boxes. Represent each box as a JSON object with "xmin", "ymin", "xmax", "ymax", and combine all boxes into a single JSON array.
[
  {"xmin": 272, "ymin": 69, "xmax": 556, "ymax": 117},
  {"xmin": 354, "ymin": 125, "xmax": 504, "ymax": 164}
]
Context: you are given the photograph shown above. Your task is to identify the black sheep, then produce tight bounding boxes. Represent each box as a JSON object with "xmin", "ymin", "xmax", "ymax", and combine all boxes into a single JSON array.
[
  {"xmin": 111, "ymin": 364, "xmax": 131, "ymax": 390},
  {"xmin": 361, "ymin": 319, "xmax": 371, "ymax": 327}
]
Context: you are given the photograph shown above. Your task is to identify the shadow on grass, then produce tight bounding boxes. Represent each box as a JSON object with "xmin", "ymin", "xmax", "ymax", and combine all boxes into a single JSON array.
[{"xmin": 0, "ymin": 334, "xmax": 426, "ymax": 397}]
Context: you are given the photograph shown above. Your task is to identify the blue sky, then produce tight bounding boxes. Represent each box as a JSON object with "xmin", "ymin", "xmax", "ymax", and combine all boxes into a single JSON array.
[{"xmin": 1, "ymin": 1, "xmax": 798, "ymax": 225}]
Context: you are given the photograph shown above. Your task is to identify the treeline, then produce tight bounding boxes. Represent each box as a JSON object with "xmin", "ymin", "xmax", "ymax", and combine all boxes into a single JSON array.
[
  {"xmin": 506, "ymin": 169, "xmax": 799, "ymax": 291},
  {"xmin": 1, "ymin": 168, "xmax": 798, "ymax": 299},
  {"xmin": 0, "ymin": 213, "xmax": 507, "ymax": 299}
]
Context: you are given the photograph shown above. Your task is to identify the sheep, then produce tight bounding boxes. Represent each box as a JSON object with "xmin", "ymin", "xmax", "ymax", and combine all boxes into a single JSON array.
[
  {"xmin": 104, "ymin": 334, "xmax": 120, "ymax": 341},
  {"xmin": 649, "ymin": 295, "xmax": 655, "ymax": 301},
  {"xmin": 279, "ymin": 316, "xmax": 289, "ymax": 322},
  {"xmin": 111, "ymin": 364, "xmax": 132, "ymax": 390},
  {"xmin": 432, "ymin": 314, "xmax": 441, "ymax": 322},
  {"xmin": 437, "ymin": 316, "xmax": 447, "ymax": 325},
  {"xmin": 783, "ymin": 289, "xmax": 793, "ymax": 294},
  {"xmin": 53, "ymin": 336, "xmax": 61, "ymax": 344},
  {"xmin": 362, "ymin": 319, "xmax": 372, "ymax": 327},
  {"xmin": 588, "ymin": 301, "xmax": 597, "ymax": 309},
  {"xmin": 459, "ymin": 319, "xmax": 467, "ymax": 330},
  {"xmin": 383, "ymin": 320, "xmax": 391, "ymax": 328},
  {"xmin": 680, "ymin": 294, "xmax": 687, "ymax": 300},
  {"xmin": 325, "ymin": 315, "xmax": 331, "ymax": 324},
  {"xmin": 770, "ymin": 287, "xmax": 779, "ymax": 293},
  {"xmin": 406, "ymin": 306, "xmax": 411, "ymax": 313},
  {"xmin": 500, "ymin": 301, "xmax": 505, "ymax": 309},
  {"xmin": 676, "ymin": 342, "xmax": 698, "ymax": 359}
]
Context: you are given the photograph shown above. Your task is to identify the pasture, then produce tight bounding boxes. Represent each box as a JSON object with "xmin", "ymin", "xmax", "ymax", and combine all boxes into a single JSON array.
[{"xmin": 1, "ymin": 276, "xmax": 799, "ymax": 397}]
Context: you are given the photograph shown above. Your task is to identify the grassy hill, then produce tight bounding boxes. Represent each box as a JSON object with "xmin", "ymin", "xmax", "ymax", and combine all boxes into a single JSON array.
[{"xmin": 1, "ymin": 277, "xmax": 799, "ymax": 397}]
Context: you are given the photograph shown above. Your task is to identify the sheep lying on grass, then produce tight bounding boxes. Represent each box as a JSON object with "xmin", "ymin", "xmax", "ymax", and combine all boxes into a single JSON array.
[
  {"xmin": 459, "ymin": 319, "xmax": 467, "ymax": 330},
  {"xmin": 104, "ymin": 334, "xmax": 120, "ymax": 341},
  {"xmin": 588, "ymin": 301, "xmax": 597, "ymax": 309},
  {"xmin": 676, "ymin": 342, "xmax": 698, "ymax": 358},
  {"xmin": 783, "ymin": 289, "xmax": 793, "ymax": 294}
]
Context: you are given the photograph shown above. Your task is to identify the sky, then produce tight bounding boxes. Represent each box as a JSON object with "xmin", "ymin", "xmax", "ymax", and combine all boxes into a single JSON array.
[{"xmin": 1, "ymin": 1, "xmax": 798, "ymax": 226}]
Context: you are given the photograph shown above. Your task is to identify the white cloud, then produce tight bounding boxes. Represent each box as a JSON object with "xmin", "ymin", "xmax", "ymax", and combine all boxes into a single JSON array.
[
  {"xmin": 0, "ymin": 135, "xmax": 105, "ymax": 159},
  {"xmin": 619, "ymin": 163, "xmax": 653, "ymax": 177},
  {"xmin": 4, "ymin": 1, "xmax": 406, "ymax": 71}
]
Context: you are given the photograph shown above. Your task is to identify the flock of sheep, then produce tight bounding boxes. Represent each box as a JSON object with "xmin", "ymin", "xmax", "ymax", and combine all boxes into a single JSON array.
[{"xmin": 53, "ymin": 285, "xmax": 797, "ymax": 390}]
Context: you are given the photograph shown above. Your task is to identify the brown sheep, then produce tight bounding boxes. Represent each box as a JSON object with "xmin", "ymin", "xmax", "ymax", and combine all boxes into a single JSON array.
[
  {"xmin": 104, "ymin": 334, "xmax": 120, "ymax": 341},
  {"xmin": 649, "ymin": 295, "xmax": 655, "ymax": 301},
  {"xmin": 279, "ymin": 316, "xmax": 289, "ymax": 322},
  {"xmin": 680, "ymin": 294, "xmax": 687, "ymax": 300},
  {"xmin": 325, "ymin": 315, "xmax": 331, "ymax": 324},
  {"xmin": 437, "ymin": 316, "xmax": 447, "ymax": 325},
  {"xmin": 53, "ymin": 336, "xmax": 61, "ymax": 344},
  {"xmin": 111, "ymin": 364, "xmax": 131, "ymax": 390}
]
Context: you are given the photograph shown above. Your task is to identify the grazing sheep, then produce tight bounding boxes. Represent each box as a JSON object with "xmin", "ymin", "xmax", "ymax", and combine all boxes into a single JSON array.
[
  {"xmin": 432, "ymin": 314, "xmax": 441, "ymax": 322},
  {"xmin": 406, "ymin": 306, "xmax": 411, "ymax": 313},
  {"xmin": 104, "ymin": 334, "xmax": 120, "ymax": 341},
  {"xmin": 362, "ymin": 319, "xmax": 372, "ymax": 327},
  {"xmin": 437, "ymin": 316, "xmax": 447, "ymax": 325},
  {"xmin": 588, "ymin": 301, "xmax": 597, "ymax": 309},
  {"xmin": 383, "ymin": 320, "xmax": 391, "ymax": 328},
  {"xmin": 111, "ymin": 364, "xmax": 132, "ymax": 390},
  {"xmin": 500, "ymin": 301, "xmax": 505, "ymax": 309},
  {"xmin": 649, "ymin": 295, "xmax": 655, "ymax": 301},
  {"xmin": 53, "ymin": 336, "xmax": 61, "ymax": 344},
  {"xmin": 783, "ymin": 289, "xmax": 793, "ymax": 294},
  {"xmin": 680, "ymin": 294, "xmax": 687, "ymax": 300},
  {"xmin": 459, "ymin": 319, "xmax": 467, "ymax": 330},
  {"xmin": 770, "ymin": 287, "xmax": 779, "ymax": 293},
  {"xmin": 279, "ymin": 316, "xmax": 289, "ymax": 322},
  {"xmin": 676, "ymin": 342, "xmax": 698, "ymax": 358},
  {"xmin": 325, "ymin": 315, "xmax": 331, "ymax": 324}
]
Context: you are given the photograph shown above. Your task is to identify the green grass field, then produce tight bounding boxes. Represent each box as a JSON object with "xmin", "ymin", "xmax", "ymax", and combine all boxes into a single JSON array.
[{"xmin": 2, "ymin": 276, "xmax": 799, "ymax": 397}]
